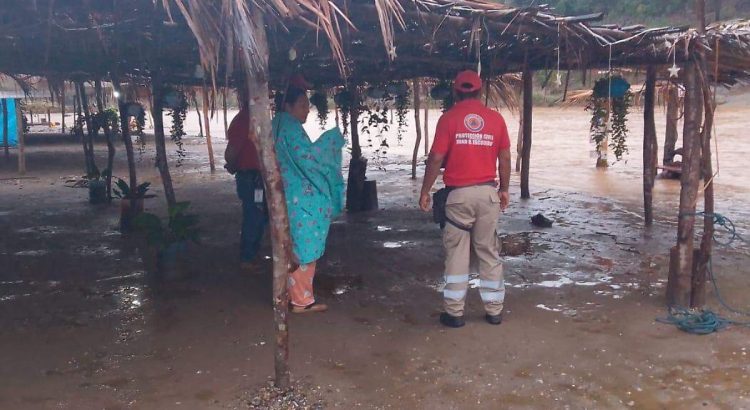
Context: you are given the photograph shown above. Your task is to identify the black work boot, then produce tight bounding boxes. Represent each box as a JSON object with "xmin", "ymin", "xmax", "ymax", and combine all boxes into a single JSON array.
[
  {"xmin": 440, "ymin": 312, "xmax": 465, "ymax": 328},
  {"xmin": 485, "ymin": 313, "xmax": 503, "ymax": 325}
]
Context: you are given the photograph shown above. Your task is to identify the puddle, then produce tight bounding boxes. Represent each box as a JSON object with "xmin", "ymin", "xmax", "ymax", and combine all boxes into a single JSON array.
[
  {"xmin": 316, "ymin": 274, "xmax": 363, "ymax": 297},
  {"xmin": 96, "ymin": 271, "xmax": 146, "ymax": 283},
  {"xmin": 74, "ymin": 245, "xmax": 120, "ymax": 257},
  {"xmin": 383, "ymin": 241, "xmax": 412, "ymax": 248},
  {"xmin": 15, "ymin": 250, "xmax": 50, "ymax": 256},
  {"xmin": 0, "ymin": 210, "xmax": 12, "ymax": 216},
  {"xmin": 114, "ymin": 285, "xmax": 145, "ymax": 310},
  {"xmin": 377, "ymin": 226, "xmax": 392, "ymax": 232},
  {"xmin": 17, "ymin": 226, "xmax": 66, "ymax": 235}
]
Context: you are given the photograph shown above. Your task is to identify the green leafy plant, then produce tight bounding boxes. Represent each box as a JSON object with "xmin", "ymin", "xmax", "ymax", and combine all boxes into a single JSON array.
[
  {"xmin": 166, "ymin": 90, "xmax": 189, "ymax": 166},
  {"xmin": 92, "ymin": 108, "xmax": 121, "ymax": 136},
  {"xmin": 112, "ymin": 178, "xmax": 156, "ymax": 200},
  {"xmin": 585, "ymin": 75, "xmax": 632, "ymax": 162},
  {"xmin": 309, "ymin": 90, "xmax": 329, "ymax": 129},
  {"xmin": 134, "ymin": 202, "xmax": 200, "ymax": 252}
]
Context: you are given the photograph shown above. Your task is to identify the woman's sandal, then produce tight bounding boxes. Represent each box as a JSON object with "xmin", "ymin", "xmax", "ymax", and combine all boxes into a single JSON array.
[{"xmin": 290, "ymin": 302, "xmax": 328, "ymax": 314}]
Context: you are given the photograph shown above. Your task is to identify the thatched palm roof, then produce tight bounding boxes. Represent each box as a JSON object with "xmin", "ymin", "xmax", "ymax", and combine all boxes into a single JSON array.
[{"xmin": 0, "ymin": 1, "xmax": 748, "ymax": 88}]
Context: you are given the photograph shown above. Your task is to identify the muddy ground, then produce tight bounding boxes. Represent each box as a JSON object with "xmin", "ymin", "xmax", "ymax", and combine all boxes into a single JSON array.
[{"xmin": 1, "ymin": 106, "xmax": 749, "ymax": 409}]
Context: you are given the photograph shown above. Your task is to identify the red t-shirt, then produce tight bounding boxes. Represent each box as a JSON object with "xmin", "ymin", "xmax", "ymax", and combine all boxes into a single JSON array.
[
  {"xmin": 430, "ymin": 99, "xmax": 511, "ymax": 187},
  {"xmin": 226, "ymin": 109, "xmax": 261, "ymax": 170}
]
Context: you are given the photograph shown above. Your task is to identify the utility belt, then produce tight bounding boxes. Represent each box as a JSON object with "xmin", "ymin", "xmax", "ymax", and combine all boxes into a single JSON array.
[
  {"xmin": 432, "ymin": 181, "xmax": 496, "ymax": 231},
  {"xmin": 237, "ymin": 169, "xmax": 265, "ymax": 205}
]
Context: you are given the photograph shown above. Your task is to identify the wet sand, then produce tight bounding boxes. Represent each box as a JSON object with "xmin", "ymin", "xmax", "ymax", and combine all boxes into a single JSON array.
[{"xmin": 1, "ymin": 105, "xmax": 749, "ymax": 409}]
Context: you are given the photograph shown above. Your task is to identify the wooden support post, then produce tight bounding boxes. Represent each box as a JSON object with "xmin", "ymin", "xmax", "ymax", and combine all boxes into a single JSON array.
[
  {"xmin": 423, "ymin": 83, "xmax": 429, "ymax": 155},
  {"xmin": 47, "ymin": 108, "xmax": 51, "ymax": 125},
  {"xmin": 521, "ymin": 66, "xmax": 533, "ymax": 199},
  {"xmin": 515, "ymin": 107, "xmax": 523, "ymax": 173},
  {"xmin": 411, "ymin": 79, "xmax": 422, "ymax": 180},
  {"xmin": 664, "ymin": 84, "xmax": 679, "ymax": 165},
  {"xmin": 643, "ymin": 66, "xmax": 658, "ymax": 226},
  {"xmin": 151, "ymin": 75, "xmax": 177, "ymax": 207},
  {"xmin": 202, "ymin": 86, "xmax": 216, "ymax": 171},
  {"xmin": 61, "ymin": 85, "xmax": 66, "ymax": 133},
  {"xmin": 667, "ymin": 61, "xmax": 703, "ymax": 308},
  {"xmin": 194, "ymin": 94, "xmax": 204, "ymax": 137},
  {"xmin": 16, "ymin": 100, "xmax": 25, "ymax": 174},
  {"xmin": 245, "ymin": 11, "xmax": 294, "ymax": 389},
  {"xmin": 96, "ymin": 80, "xmax": 116, "ymax": 200},
  {"xmin": 2, "ymin": 99, "xmax": 8, "ymax": 158},
  {"xmin": 692, "ymin": 4, "xmax": 713, "ymax": 308}
]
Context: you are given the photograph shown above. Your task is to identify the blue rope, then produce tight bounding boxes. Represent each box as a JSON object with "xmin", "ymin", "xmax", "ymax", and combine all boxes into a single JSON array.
[{"xmin": 658, "ymin": 211, "xmax": 750, "ymax": 334}]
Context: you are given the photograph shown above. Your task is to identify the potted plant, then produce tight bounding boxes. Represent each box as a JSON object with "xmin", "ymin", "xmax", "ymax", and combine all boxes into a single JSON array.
[
  {"xmin": 113, "ymin": 178, "xmax": 156, "ymax": 232},
  {"xmin": 134, "ymin": 202, "xmax": 200, "ymax": 277},
  {"xmin": 87, "ymin": 167, "xmax": 110, "ymax": 205}
]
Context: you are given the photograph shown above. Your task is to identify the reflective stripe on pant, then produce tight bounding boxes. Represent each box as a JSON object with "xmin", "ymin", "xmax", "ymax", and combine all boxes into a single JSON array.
[{"xmin": 443, "ymin": 185, "xmax": 504, "ymax": 317}]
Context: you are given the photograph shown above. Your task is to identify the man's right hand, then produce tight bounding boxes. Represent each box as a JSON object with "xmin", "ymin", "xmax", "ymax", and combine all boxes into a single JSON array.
[
  {"xmin": 499, "ymin": 191, "xmax": 509, "ymax": 211},
  {"xmin": 419, "ymin": 192, "xmax": 432, "ymax": 212}
]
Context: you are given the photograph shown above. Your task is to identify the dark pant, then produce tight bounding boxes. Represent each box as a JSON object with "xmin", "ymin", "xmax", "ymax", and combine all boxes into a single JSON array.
[{"xmin": 235, "ymin": 170, "xmax": 267, "ymax": 262}]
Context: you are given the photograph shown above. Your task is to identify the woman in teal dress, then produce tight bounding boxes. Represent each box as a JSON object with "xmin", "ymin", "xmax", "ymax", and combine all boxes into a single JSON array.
[{"xmin": 272, "ymin": 87, "xmax": 345, "ymax": 313}]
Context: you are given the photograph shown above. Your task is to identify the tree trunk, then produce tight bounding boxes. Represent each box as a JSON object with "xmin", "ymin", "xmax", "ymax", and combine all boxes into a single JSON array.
[
  {"xmin": 667, "ymin": 61, "xmax": 703, "ymax": 308},
  {"xmin": 411, "ymin": 79, "xmax": 423, "ymax": 180},
  {"xmin": 96, "ymin": 80, "xmax": 116, "ymax": 201},
  {"xmin": 346, "ymin": 89, "xmax": 367, "ymax": 212},
  {"xmin": 74, "ymin": 83, "xmax": 91, "ymax": 174},
  {"xmin": 115, "ymin": 80, "xmax": 138, "ymax": 194},
  {"xmin": 2, "ymin": 99, "xmax": 8, "ymax": 158},
  {"xmin": 202, "ymin": 86, "xmax": 216, "ymax": 171},
  {"xmin": 78, "ymin": 81, "xmax": 97, "ymax": 176},
  {"xmin": 643, "ymin": 66, "xmax": 658, "ymax": 226},
  {"xmin": 245, "ymin": 11, "xmax": 294, "ymax": 389},
  {"xmin": 151, "ymin": 75, "xmax": 177, "ymax": 208},
  {"xmin": 521, "ymin": 67, "xmax": 533, "ymax": 199},
  {"xmin": 16, "ymin": 100, "xmax": 25, "ymax": 174},
  {"xmin": 664, "ymin": 85, "xmax": 680, "ymax": 165},
  {"xmin": 194, "ymin": 94, "xmax": 204, "ymax": 137}
]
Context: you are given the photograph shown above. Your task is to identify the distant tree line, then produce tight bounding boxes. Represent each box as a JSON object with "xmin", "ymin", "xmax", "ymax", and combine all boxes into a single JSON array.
[{"xmin": 507, "ymin": 0, "xmax": 749, "ymax": 26}]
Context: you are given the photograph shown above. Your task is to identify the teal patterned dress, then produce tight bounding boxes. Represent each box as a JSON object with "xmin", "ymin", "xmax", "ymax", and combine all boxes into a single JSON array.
[{"xmin": 272, "ymin": 112, "xmax": 345, "ymax": 265}]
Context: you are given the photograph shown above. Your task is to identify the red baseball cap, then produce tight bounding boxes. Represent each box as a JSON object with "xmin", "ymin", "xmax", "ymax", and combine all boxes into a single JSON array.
[
  {"xmin": 289, "ymin": 74, "xmax": 312, "ymax": 90},
  {"xmin": 453, "ymin": 70, "xmax": 482, "ymax": 92}
]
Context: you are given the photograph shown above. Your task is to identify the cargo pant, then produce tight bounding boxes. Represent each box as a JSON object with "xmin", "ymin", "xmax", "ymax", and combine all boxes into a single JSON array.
[{"xmin": 442, "ymin": 185, "xmax": 504, "ymax": 317}]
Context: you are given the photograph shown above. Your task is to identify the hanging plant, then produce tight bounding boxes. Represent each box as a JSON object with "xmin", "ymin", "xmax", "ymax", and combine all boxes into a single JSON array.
[
  {"xmin": 585, "ymin": 75, "xmax": 631, "ymax": 163},
  {"xmin": 334, "ymin": 89, "xmax": 353, "ymax": 136},
  {"xmin": 165, "ymin": 89, "xmax": 188, "ymax": 166},
  {"xmin": 393, "ymin": 84, "xmax": 410, "ymax": 145},
  {"xmin": 309, "ymin": 90, "xmax": 329, "ymax": 129},
  {"xmin": 361, "ymin": 98, "xmax": 391, "ymax": 168}
]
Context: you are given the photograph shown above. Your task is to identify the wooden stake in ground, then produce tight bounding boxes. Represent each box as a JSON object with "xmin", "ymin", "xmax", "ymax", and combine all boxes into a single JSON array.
[
  {"xmin": 521, "ymin": 66, "xmax": 533, "ymax": 199},
  {"xmin": 244, "ymin": 11, "xmax": 294, "ymax": 389},
  {"xmin": 95, "ymin": 80, "xmax": 116, "ymax": 200},
  {"xmin": 667, "ymin": 61, "xmax": 704, "ymax": 308},
  {"xmin": 16, "ymin": 99, "xmax": 25, "ymax": 174},
  {"xmin": 643, "ymin": 66, "xmax": 658, "ymax": 226},
  {"xmin": 202, "ymin": 86, "xmax": 216, "ymax": 171},
  {"xmin": 151, "ymin": 75, "xmax": 177, "ymax": 207},
  {"xmin": 411, "ymin": 79, "xmax": 423, "ymax": 180}
]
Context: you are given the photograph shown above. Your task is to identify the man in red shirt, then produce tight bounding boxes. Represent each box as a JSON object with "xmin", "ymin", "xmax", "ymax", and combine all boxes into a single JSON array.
[
  {"xmin": 419, "ymin": 70, "xmax": 511, "ymax": 328},
  {"xmin": 225, "ymin": 101, "xmax": 266, "ymax": 269}
]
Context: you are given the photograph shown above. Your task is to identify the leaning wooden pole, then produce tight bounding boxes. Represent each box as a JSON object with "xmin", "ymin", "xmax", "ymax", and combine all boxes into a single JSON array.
[
  {"xmin": 202, "ymin": 86, "xmax": 216, "ymax": 171},
  {"xmin": 411, "ymin": 79, "xmax": 423, "ymax": 180},
  {"xmin": 643, "ymin": 66, "xmax": 658, "ymax": 226},
  {"xmin": 520, "ymin": 66, "xmax": 533, "ymax": 199},
  {"xmin": 245, "ymin": 12, "xmax": 294, "ymax": 389},
  {"xmin": 667, "ymin": 60, "xmax": 704, "ymax": 308},
  {"xmin": 16, "ymin": 100, "xmax": 25, "ymax": 174},
  {"xmin": 151, "ymin": 75, "xmax": 178, "ymax": 208}
]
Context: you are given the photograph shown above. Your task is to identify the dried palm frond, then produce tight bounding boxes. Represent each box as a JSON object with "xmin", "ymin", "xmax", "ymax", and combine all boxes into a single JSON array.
[{"xmin": 486, "ymin": 74, "xmax": 521, "ymax": 113}]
